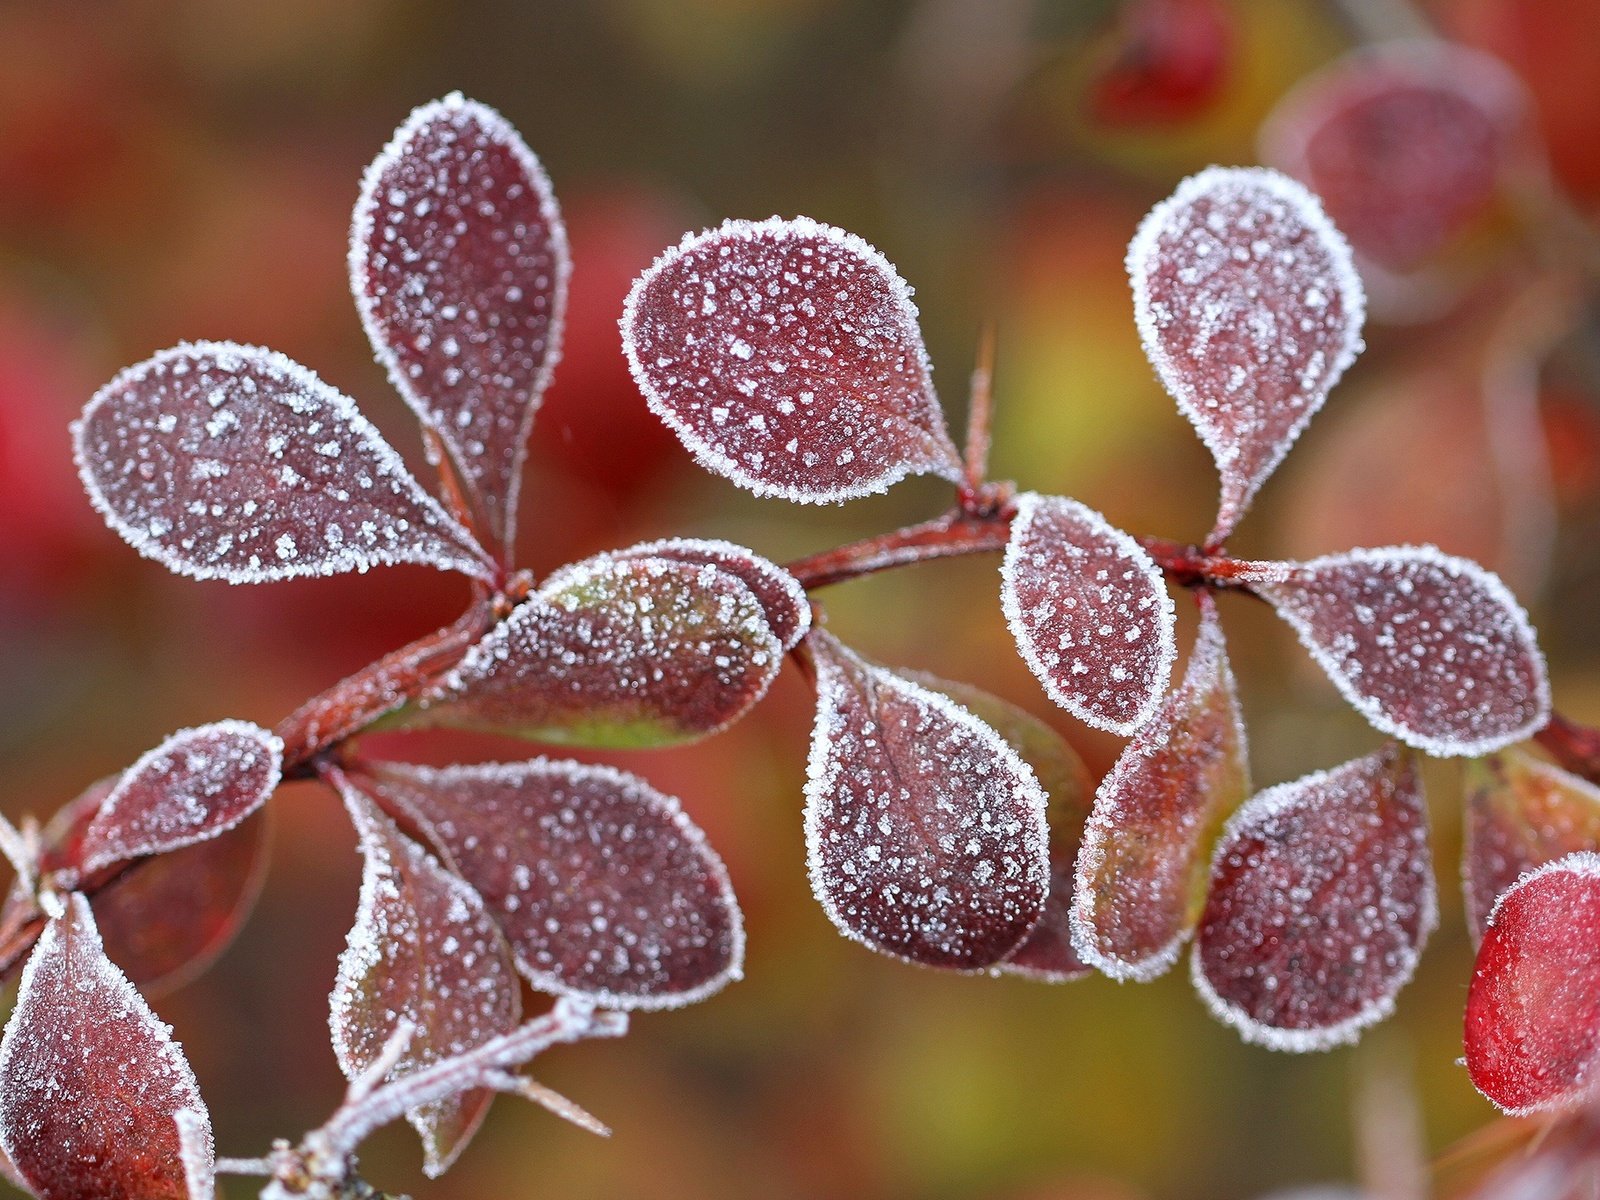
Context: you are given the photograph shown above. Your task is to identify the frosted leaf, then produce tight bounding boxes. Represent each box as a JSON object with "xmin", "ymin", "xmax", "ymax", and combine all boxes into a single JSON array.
[
  {"xmin": 1072, "ymin": 595, "xmax": 1249, "ymax": 981},
  {"xmin": 622, "ymin": 216, "xmax": 963, "ymax": 503},
  {"xmin": 1238, "ymin": 547, "xmax": 1549, "ymax": 756},
  {"xmin": 0, "ymin": 893, "xmax": 213, "ymax": 1200},
  {"xmin": 1127, "ymin": 167, "xmax": 1365, "ymax": 542},
  {"xmin": 363, "ymin": 758, "xmax": 744, "ymax": 1010},
  {"xmin": 74, "ymin": 342, "xmax": 494, "ymax": 583},
  {"xmin": 417, "ymin": 554, "xmax": 782, "ymax": 747},
  {"xmin": 1000, "ymin": 492, "xmax": 1177, "ymax": 736},
  {"xmin": 545, "ymin": 537, "xmax": 811, "ymax": 652},
  {"xmin": 1261, "ymin": 40, "xmax": 1531, "ymax": 276},
  {"xmin": 351, "ymin": 93, "xmax": 568, "ymax": 560},
  {"xmin": 329, "ymin": 774, "xmax": 520, "ymax": 1178},
  {"xmin": 77, "ymin": 720, "xmax": 281, "ymax": 876},
  {"xmin": 803, "ymin": 631, "xmax": 1050, "ymax": 969},
  {"xmin": 1191, "ymin": 745, "xmax": 1436, "ymax": 1051},
  {"xmin": 1465, "ymin": 852, "xmax": 1600, "ymax": 1115}
]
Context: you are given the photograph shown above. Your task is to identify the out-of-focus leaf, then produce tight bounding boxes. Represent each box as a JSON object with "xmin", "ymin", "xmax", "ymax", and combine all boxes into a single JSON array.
[
  {"xmin": 351, "ymin": 93, "xmax": 568, "ymax": 561},
  {"xmin": 1072, "ymin": 594, "xmax": 1249, "ymax": 980},
  {"xmin": 415, "ymin": 553, "xmax": 782, "ymax": 747},
  {"xmin": 1239, "ymin": 547, "xmax": 1549, "ymax": 757},
  {"xmin": 1127, "ymin": 166, "xmax": 1365, "ymax": 542},
  {"xmin": 1192, "ymin": 745, "xmax": 1436, "ymax": 1051},
  {"xmin": 622, "ymin": 216, "xmax": 962, "ymax": 503},
  {"xmin": 363, "ymin": 758, "xmax": 744, "ymax": 1010},
  {"xmin": 802, "ymin": 631, "xmax": 1049, "ymax": 969},
  {"xmin": 1463, "ymin": 750, "xmax": 1600, "ymax": 945},
  {"xmin": 328, "ymin": 773, "xmax": 520, "ymax": 1178},
  {"xmin": 1000, "ymin": 491, "xmax": 1176, "ymax": 737},
  {"xmin": 1465, "ymin": 852, "xmax": 1600, "ymax": 1114},
  {"xmin": 0, "ymin": 894, "xmax": 213, "ymax": 1200},
  {"xmin": 73, "ymin": 341, "xmax": 493, "ymax": 584},
  {"xmin": 1088, "ymin": 0, "xmax": 1234, "ymax": 128}
]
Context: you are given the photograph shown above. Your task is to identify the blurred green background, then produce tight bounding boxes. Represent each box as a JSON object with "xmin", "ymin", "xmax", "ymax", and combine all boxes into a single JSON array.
[{"xmin": 3, "ymin": 1, "xmax": 1600, "ymax": 1197}]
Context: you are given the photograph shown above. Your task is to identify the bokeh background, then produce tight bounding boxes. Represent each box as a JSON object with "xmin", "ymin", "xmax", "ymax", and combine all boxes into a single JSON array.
[{"xmin": 2, "ymin": 1, "xmax": 1600, "ymax": 1197}]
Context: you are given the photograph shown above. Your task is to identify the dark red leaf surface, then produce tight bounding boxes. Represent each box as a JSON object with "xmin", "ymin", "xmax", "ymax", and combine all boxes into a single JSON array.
[
  {"xmin": 622, "ymin": 216, "xmax": 963, "ymax": 503},
  {"xmin": 351, "ymin": 93, "xmax": 568, "ymax": 560},
  {"xmin": 365, "ymin": 758, "xmax": 743, "ymax": 1009},
  {"xmin": 0, "ymin": 894, "xmax": 212, "ymax": 1200},
  {"xmin": 76, "ymin": 720, "xmax": 280, "ymax": 876},
  {"xmin": 1072, "ymin": 596, "xmax": 1249, "ymax": 980},
  {"xmin": 1463, "ymin": 751, "xmax": 1600, "ymax": 945},
  {"xmin": 1192, "ymin": 745, "xmax": 1435, "ymax": 1051},
  {"xmin": 1127, "ymin": 167, "xmax": 1365, "ymax": 542},
  {"xmin": 329, "ymin": 774, "xmax": 520, "ymax": 1177},
  {"xmin": 1000, "ymin": 492, "xmax": 1176, "ymax": 736},
  {"xmin": 74, "ymin": 341, "xmax": 493, "ymax": 583},
  {"xmin": 417, "ymin": 553, "xmax": 782, "ymax": 747},
  {"xmin": 803, "ymin": 632, "xmax": 1049, "ymax": 969},
  {"xmin": 1239, "ymin": 547, "xmax": 1549, "ymax": 756},
  {"xmin": 1466, "ymin": 852, "xmax": 1600, "ymax": 1115}
]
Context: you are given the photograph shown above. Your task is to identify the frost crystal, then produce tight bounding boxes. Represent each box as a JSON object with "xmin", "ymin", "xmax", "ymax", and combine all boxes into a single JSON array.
[
  {"xmin": 622, "ymin": 216, "xmax": 963, "ymax": 503},
  {"xmin": 1128, "ymin": 167, "xmax": 1365, "ymax": 542},
  {"xmin": 803, "ymin": 632, "xmax": 1049, "ymax": 969},
  {"xmin": 1000, "ymin": 492, "xmax": 1177, "ymax": 736}
]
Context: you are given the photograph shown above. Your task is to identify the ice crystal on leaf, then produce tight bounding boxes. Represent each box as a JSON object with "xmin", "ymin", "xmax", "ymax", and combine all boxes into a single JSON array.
[
  {"xmin": 1072, "ymin": 595, "xmax": 1249, "ymax": 981},
  {"xmin": 351, "ymin": 92, "xmax": 568, "ymax": 561},
  {"xmin": 803, "ymin": 631, "xmax": 1050, "ymax": 969},
  {"xmin": 1192, "ymin": 745, "xmax": 1436, "ymax": 1051},
  {"xmin": 329, "ymin": 773, "xmax": 520, "ymax": 1178},
  {"xmin": 622, "ymin": 216, "xmax": 963, "ymax": 503},
  {"xmin": 1238, "ymin": 546, "xmax": 1549, "ymax": 756},
  {"xmin": 1128, "ymin": 166, "xmax": 1365, "ymax": 543},
  {"xmin": 1465, "ymin": 852, "xmax": 1600, "ymax": 1115},
  {"xmin": 362, "ymin": 758, "xmax": 744, "ymax": 1010},
  {"xmin": 74, "ymin": 342, "xmax": 493, "ymax": 584},
  {"xmin": 0, "ymin": 894, "xmax": 213, "ymax": 1200},
  {"xmin": 1000, "ymin": 492, "xmax": 1177, "ymax": 736}
]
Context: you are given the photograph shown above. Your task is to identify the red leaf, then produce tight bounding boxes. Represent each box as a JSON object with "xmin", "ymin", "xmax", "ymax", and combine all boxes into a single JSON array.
[
  {"xmin": 417, "ymin": 552, "xmax": 783, "ymax": 747},
  {"xmin": 1192, "ymin": 745, "xmax": 1436, "ymax": 1051},
  {"xmin": 0, "ymin": 894, "xmax": 213, "ymax": 1200},
  {"xmin": 1466, "ymin": 852, "xmax": 1600, "ymax": 1114},
  {"xmin": 622, "ymin": 216, "xmax": 963, "ymax": 502},
  {"xmin": 1000, "ymin": 492, "xmax": 1177, "ymax": 736},
  {"xmin": 328, "ymin": 773, "xmax": 520, "ymax": 1177},
  {"xmin": 803, "ymin": 632, "xmax": 1050, "ymax": 969},
  {"xmin": 1127, "ymin": 167, "xmax": 1365, "ymax": 542},
  {"xmin": 1463, "ymin": 750, "xmax": 1600, "ymax": 945},
  {"xmin": 362, "ymin": 758, "xmax": 744, "ymax": 1009},
  {"xmin": 1239, "ymin": 547, "xmax": 1549, "ymax": 756},
  {"xmin": 75, "ymin": 720, "xmax": 280, "ymax": 877},
  {"xmin": 74, "ymin": 341, "xmax": 493, "ymax": 583},
  {"xmin": 351, "ymin": 93, "xmax": 568, "ymax": 560},
  {"xmin": 1072, "ymin": 595, "xmax": 1249, "ymax": 980}
]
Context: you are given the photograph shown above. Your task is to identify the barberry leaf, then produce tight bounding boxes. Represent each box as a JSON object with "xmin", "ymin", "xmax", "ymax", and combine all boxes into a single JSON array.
[
  {"xmin": 1463, "ymin": 750, "xmax": 1600, "ymax": 946},
  {"xmin": 417, "ymin": 553, "xmax": 782, "ymax": 747},
  {"xmin": 1260, "ymin": 40, "xmax": 1530, "ymax": 276},
  {"xmin": 1072, "ymin": 595, "xmax": 1249, "ymax": 981},
  {"xmin": 361, "ymin": 758, "xmax": 745, "ymax": 1009},
  {"xmin": 622, "ymin": 216, "xmax": 963, "ymax": 503},
  {"xmin": 328, "ymin": 772, "xmax": 520, "ymax": 1178},
  {"xmin": 1465, "ymin": 852, "xmax": 1600, "ymax": 1115},
  {"xmin": 76, "ymin": 720, "xmax": 281, "ymax": 877},
  {"xmin": 74, "ymin": 341, "xmax": 494, "ymax": 583},
  {"xmin": 803, "ymin": 631, "xmax": 1050, "ymax": 969},
  {"xmin": 1127, "ymin": 166, "xmax": 1365, "ymax": 543},
  {"xmin": 0, "ymin": 893, "xmax": 213, "ymax": 1200},
  {"xmin": 1000, "ymin": 492, "xmax": 1177, "ymax": 736},
  {"xmin": 1238, "ymin": 547, "xmax": 1549, "ymax": 757},
  {"xmin": 351, "ymin": 93, "xmax": 568, "ymax": 560},
  {"xmin": 1192, "ymin": 745, "xmax": 1436, "ymax": 1051}
]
